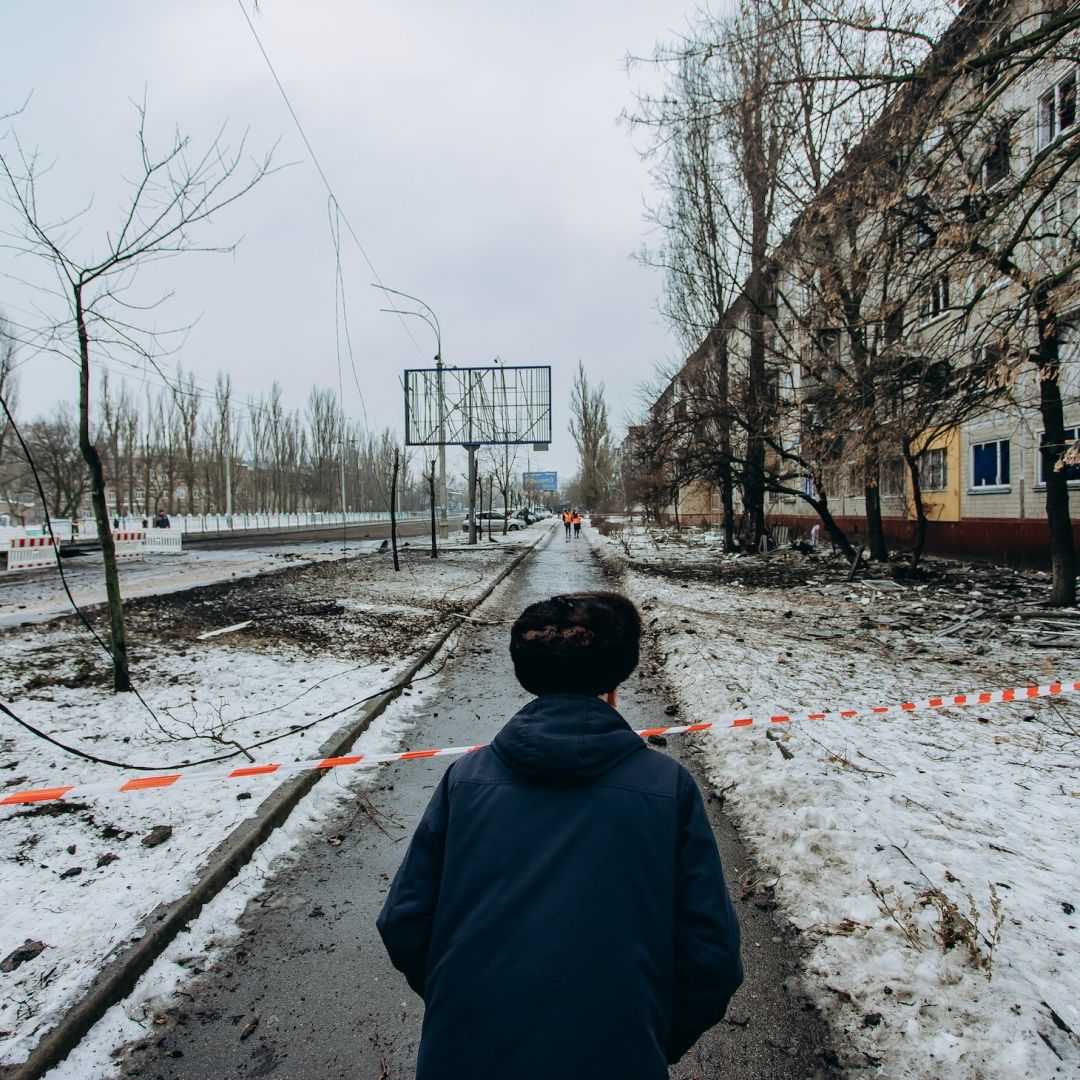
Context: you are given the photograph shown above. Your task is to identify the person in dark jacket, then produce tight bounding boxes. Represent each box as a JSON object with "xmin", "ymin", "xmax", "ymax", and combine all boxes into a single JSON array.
[{"xmin": 377, "ymin": 591, "xmax": 742, "ymax": 1080}]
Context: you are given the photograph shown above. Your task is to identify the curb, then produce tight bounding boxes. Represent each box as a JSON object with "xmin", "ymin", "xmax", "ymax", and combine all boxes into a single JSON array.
[{"xmin": 10, "ymin": 526, "xmax": 552, "ymax": 1080}]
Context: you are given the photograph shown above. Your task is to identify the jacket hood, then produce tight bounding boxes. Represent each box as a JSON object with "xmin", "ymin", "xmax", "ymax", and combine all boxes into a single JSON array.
[{"xmin": 491, "ymin": 693, "xmax": 645, "ymax": 785}]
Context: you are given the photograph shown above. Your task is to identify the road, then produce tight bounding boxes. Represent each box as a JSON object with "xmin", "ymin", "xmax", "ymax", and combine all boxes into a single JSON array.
[
  {"xmin": 64, "ymin": 515, "xmax": 469, "ymax": 554},
  {"xmin": 118, "ymin": 530, "xmax": 842, "ymax": 1079}
]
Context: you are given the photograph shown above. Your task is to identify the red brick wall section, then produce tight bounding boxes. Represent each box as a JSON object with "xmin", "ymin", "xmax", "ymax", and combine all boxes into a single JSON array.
[
  {"xmin": 768, "ymin": 514, "xmax": 1080, "ymax": 568},
  {"xmin": 656, "ymin": 512, "xmax": 1080, "ymax": 568}
]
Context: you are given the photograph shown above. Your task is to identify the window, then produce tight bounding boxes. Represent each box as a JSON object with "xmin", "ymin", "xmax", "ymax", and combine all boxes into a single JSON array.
[
  {"xmin": 1039, "ymin": 185, "xmax": 1078, "ymax": 255},
  {"xmin": 982, "ymin": 123, "xmax": 1011, "ymax": 187},
  {"xmin": 983, "ymin": 29, "xmax": 1011, "ymax": 89},
  {"xmin": 918, "ymin": 275, "xmax": 950, "ymax": 322},
  {"xmin": 971, "ymin": 439, "xmax": 1010, "ymax": 487},
  {"xmin": 920, "ymin": 447, "xmax": 948, "ymax": 491},
  {"xmin": 1038, "ymin": 427, "xmax": 1080, "ymax": 484},
  {"xmin": 1038, "ymin": 70, "xmax": 1078, "ymax": 148},
  {"xmin": 817, "ymin": 328, "xmax": 842, "ymax": 366},
  {"xmin": 881, "ymin": 459, "xmax": 906, "ymax": 497}
]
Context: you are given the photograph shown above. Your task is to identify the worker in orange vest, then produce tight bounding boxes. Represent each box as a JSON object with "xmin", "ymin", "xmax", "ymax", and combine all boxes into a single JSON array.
[
  {"xmin": 571, "ymin": 510, "xmax": 582, "ymax": 538},
  {"xmin": 562, "ymin": 510, "xmax": 572, "ymax": 539}
]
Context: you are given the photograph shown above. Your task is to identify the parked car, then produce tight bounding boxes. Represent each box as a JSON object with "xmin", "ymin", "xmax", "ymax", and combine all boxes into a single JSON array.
[{"xmin": 461, "ymin": 511, "xmax": 527, "ymax": 532}]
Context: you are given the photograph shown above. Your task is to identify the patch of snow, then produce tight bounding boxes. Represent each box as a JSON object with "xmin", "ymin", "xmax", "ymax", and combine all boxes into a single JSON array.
[
  {"xmin": 591, "ymin": 525, "xmax": 1080, "ymax": 1077},
  {"xmin": 0, "ymin": 542, "xmax": 520, "ymax": 1069}
]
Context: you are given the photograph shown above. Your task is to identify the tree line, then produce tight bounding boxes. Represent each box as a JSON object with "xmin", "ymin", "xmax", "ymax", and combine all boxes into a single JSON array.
[{"xmin": 0, "ymin": 356, "xmax": 420, "ymax": 525}]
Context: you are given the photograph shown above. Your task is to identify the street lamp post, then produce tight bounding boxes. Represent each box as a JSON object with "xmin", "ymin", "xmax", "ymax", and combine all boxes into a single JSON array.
[{"xmin": 375, "ymin": 286, "xmax": 449, "ymax": 541}]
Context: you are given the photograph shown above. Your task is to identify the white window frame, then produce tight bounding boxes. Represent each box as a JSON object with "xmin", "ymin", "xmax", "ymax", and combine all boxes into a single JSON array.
[
  {"xmin": 918, "ymin": 274, "xmax": 951, "ymax": 324},
  {"xmin": 1038, "ymin": 69, "xmax": 1078, "ymax": 149},
  {"xmin": 1036, "ymin": 427, "xmax": 1080, "ymax": 486},
  {"xmin": 969, "ymin": 438, "xmax": 1011, "ymax": 491},
  {"xmin": 1038, "ymin": 185, "xmax": 1078, "ymax": 257}
]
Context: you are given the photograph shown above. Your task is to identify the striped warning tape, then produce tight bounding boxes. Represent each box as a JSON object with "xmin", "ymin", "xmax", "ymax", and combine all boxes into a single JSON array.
[{"xmin": 2, "ymin": 680, "xmax": 1077, "ymax": 807}]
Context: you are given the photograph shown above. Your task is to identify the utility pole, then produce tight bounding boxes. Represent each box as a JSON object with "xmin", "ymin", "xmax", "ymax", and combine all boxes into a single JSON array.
[{"xmin": 436, "ymin": 355, "xmax": 448, "ymax": 540}]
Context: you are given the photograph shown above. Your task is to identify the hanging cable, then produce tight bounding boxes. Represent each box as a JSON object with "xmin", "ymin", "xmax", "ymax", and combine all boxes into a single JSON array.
[
  {"xmin": 0, "ymin": 388, "xmax": 163, "ymax": 722},
  {"xmin": 0, "ymin": 655, "xmax": 449, "ymax": 772},
  {"xmin": 236, "ymin": 0, "xmax": 427, "ymax": 361}
]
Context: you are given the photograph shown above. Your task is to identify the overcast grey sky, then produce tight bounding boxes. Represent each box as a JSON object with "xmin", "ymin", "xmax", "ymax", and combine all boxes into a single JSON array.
[{"xmin": 2, "ymin": 1, "xmax": 695, "ymax": 486}]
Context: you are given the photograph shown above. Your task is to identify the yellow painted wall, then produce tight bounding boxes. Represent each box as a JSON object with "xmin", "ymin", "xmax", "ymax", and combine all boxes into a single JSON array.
[{"xmin": 911, "ymin": 428, "xmax": 961, "ymax": 522}]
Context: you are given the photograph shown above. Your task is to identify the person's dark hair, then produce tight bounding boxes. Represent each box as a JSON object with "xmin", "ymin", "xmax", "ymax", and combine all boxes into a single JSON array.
[{"xmin": 509, "ymin": 591, "xmax": 641, "ymax": 696}]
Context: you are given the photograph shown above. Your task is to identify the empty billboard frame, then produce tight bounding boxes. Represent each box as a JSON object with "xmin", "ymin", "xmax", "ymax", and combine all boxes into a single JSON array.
[{"xmin": 404, "ymin": 365, "xmax": 552, "ymax": 447}]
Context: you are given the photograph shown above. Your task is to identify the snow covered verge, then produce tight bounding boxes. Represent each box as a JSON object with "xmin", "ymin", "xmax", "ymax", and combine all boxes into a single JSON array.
[
  {"xmin": 592, "ymin": 524, "xmax": 1079, "ymax": 1079},
  {"xmin": 0, "ymin": 537, "xmax": 531, "ymax": 1070}
]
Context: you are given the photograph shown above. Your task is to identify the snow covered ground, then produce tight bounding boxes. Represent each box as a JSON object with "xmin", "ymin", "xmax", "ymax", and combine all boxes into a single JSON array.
[
  {"xmin": 592, "ymin": 523, "xmax": 1080, "ymax": 1078},
  {"xmin": 0, "ymin": 533, "xmax": 533, "ymax": 1070},
  {"xmin": 0, "ymin": 535, "xmax": 376, "ymax": 628}
]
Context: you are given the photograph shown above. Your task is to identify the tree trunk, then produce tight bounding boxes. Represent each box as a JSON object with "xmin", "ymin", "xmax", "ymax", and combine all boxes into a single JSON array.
[
  {"xmin": 428, "ymin": 460, "xmax": 437, "ymax": 558},
  {"xmin": 720, "ymin": 464, "xmax": 735, "ymax": 552},
  {"xmin": 1036, "ymin": 292, "xmax": 1077, "ymax": 606},
  {"xmin": 76, "ymin": 286, "xmax": 131, "ymax": 692},
  {"xmin": 863, "ymin": 476, "xmax": 888, "ymax": 562},
  {"xmin": 802, "ymin": 491, "xmax": 855, "ymax": 560},
  {"xmin": 902, "ymin": 440, "xmax": 929, "ymax": 575}
]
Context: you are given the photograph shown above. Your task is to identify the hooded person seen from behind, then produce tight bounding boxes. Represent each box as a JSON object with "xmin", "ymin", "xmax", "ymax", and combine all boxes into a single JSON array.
[{"xmin": 377, "ymin": 591, "xmax": 743, "ymax": 1080}]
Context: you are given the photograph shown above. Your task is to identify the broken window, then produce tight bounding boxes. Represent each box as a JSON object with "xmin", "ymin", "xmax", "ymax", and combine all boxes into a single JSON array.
[
  {"xmin": 881, "ymin": 459, "xmax": 906, "ymax": 496},
  {"xmin": 918, "ymin": 275, "xmax": 951, "ymax": 323},
  {"xmin": 1038, "ymin": 69, "xmax": 1078, "ymax": 149},
  {"xmin": 983, "ymin": 28, "xmax": 1011, "ymax": 89},
  {"xmin": 971, "ymin": 439, "xmax": 1011, "ymax": 488},
  {"xmin": 919, "ymin": 447, "xmax": 948, "ymax": 491},
  {"xmin": 1038, "ymin": 427, "xmax": 1080, "ymax": 484},
  {"xmin": 982, "ymin": 123, "xmax": 1011, "ymax": 188},
  {"xmin": 1038, "ymin": 185, "xmax": 1078, "ymax": 256}
]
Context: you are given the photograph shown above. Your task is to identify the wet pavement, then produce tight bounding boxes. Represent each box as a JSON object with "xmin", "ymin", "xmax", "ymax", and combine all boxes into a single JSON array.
[{"xmin": 119, "ymin": 529, "xmax": 842, "ymax": 1079}]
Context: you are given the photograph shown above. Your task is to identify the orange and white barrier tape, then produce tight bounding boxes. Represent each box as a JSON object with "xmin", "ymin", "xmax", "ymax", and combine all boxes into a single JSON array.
[{"xmin": 2, "ymin": 680, "xmax": 1077, "ymax": 807}]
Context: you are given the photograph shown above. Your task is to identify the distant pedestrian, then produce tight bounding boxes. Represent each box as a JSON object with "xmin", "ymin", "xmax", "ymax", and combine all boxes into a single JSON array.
[
  {"xmin": 562, "ymin": 509, "xmax": 572, "ymax": 539},
  {"xmin": 571, "ymin": 509, "xmax": 582, "ymax": 538},
  {"xmin": 378, "ymin": 591, "xmax": 743, "ymax": 1080}
]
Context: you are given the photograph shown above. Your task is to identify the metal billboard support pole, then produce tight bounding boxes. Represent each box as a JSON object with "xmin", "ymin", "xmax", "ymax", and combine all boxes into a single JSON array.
[
  {"xmin": 436, "ymin": 357, "xmax": 448, "ymax": 540},
  {"xmin": 467, "ymin": 444, "xmax": 478, "ymax": 545}
]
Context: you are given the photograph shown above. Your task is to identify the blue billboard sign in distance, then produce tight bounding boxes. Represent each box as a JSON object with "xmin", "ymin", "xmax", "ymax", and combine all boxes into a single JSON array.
[{"xmin": 523, "ymin": 471, "xmax": 558, "ymax": 491}]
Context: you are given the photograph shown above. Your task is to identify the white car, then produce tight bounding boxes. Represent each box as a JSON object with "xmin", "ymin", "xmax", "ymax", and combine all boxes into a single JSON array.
[{"xmin": 461, "ymin": 511, "xmax": 527, "ymax": 532}]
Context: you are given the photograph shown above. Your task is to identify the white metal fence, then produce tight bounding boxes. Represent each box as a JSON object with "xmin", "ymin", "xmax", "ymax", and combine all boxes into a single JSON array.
[{"xmin": 76, "ymin": 511, "xmax": 423, "ymax": 538}]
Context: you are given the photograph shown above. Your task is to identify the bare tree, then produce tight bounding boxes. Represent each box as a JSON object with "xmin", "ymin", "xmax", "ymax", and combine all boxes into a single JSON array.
[
  {"xmin": 482, "ymin": 442, "xmax": 520, "ymax": 532},
  {"xmin": 0, "ymin": 105, "xmax": 275, "ymax": 689},
  {"xmin": 23, "ymin": 404, "xmax": 90, "ymax": 519},
  {"xmin": 0, "ymin": 313, "xmax": 18, "ymax": 474},
  {"xmin": 305, "ymin": 386, "xmax": 343, "ymax": 512},
  {"xmin": 568, "ymin": 361, "xmax": 614, "ymax": 511}
]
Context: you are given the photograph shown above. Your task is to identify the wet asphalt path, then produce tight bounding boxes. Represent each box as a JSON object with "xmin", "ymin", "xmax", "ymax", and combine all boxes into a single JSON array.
[{"xmin": 119, "ymin": 530, "xmax": 842, "ymax": 1079}]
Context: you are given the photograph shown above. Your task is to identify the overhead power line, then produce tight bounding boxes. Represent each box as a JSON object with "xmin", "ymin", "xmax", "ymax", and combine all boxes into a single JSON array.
[{"xmin": 236, "ymin": 0, "xmax": 427, "ymax": 363}]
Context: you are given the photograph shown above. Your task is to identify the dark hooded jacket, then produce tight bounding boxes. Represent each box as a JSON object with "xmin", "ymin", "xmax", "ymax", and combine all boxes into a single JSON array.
[{"xmin": 377, "ymin": 694, "xmax": 743, "ymax": 1080}]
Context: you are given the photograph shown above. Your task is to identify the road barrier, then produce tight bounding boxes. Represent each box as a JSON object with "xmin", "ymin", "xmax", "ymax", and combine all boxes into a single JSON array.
[
  {"xmin": 2, "ymin": 680, "xmax": 1076, "ymax": 808},
  {"xmin": 25, "ymin": 519, "xmax": 73, "ymax": 541},
  {"xmin": 111, "ymin": 531, "xmax": 146, "ymax": 560},
  {"xmin": 3, "ymin": 535, "xmax": 55, "ymax": 573},
  {"xmin": 142, "ymin": 529, "xmax": 183, "ymax": 555}
]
